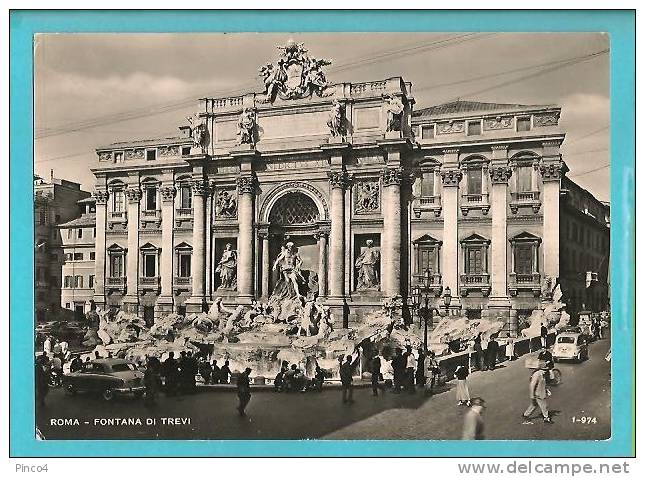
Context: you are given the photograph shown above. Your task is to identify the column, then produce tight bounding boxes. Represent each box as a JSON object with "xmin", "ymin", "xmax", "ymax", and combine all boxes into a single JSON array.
[
  {"xmin": 123, "ymin": 186, "xmax": 141, "ymax": 312},
  {"xmin": 489, "ymin": 165, "xmax": 512, "ymax": 297},
  {"xmin": 93, "ymin": 190, "xmax": 108, "ymax": 307},
  {"xmin": 540, "ymin": 150, "xmax": 565, "ymax": 280},
  {"xmin": 315, "ymin": 230, "xmax": 329, "ymax": 297},
  {"xmin": 237, "ymin": 174, "xmax": 256, "ymax": 301},
  {"xmin": 482, "ymin": 164, "xmax": 490, "ymax": 210},
  {"xmin": 531, "ymin": 159, "xmax": 540, "ymax": 192},
  {"xmin": 187, "ymin": 179, "xmax": 207, "ymax": 312},
  {"xmin": 440, "ymin": 148, "xmax": 461, "ymax": 305},
  {"xmin": 328, "ymin": 171, "xmax": 348, "ymax": 299},
  {"xmin": 156, "ymin": 184, "xmax": 176, "ymax": 313},
  {"xmin": 260, "ymin": 231, "xmax": 270, "ymax": 299},
  {"xmin": 433, "ymin": 169, "xmax": 441, "ymax": 204},
  {"xmin": 381, "ymin": 167, "xmax": 403, "ymax": 297}
]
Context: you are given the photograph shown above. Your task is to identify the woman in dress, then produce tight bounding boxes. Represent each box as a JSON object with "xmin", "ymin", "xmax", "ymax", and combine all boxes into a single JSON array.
[{"xmin": 454, "ymin": 364, "xmax": 471, "ymax": 406}]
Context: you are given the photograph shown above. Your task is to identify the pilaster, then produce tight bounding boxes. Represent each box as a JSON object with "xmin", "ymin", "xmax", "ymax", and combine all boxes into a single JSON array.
[
  {"xmin": 123, "ymin": 184, "xmax": 141, "ymax": 312},
  {"xmin": 236, "ymin": 173, "xmax": 257, "ymax": 302},
  {"xmin": 156, "ymin": 179, "xmax": 176, "ymax": 314},
  {"xmin": 440, "ymin": 148, "xmax": 461, "ymax": 304}
]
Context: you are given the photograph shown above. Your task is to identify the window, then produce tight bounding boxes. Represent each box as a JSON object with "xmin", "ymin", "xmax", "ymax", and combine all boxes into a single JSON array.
[
  {"xmin": 179, "ymin": 184, "xmax": 192, "ymax": 209},
  {"xmin": 467, "ymin": 121, "xmax": 482, "ymax": 136},
  {"xmin": 114, "ymin": 151, "xmax": 124, "ymax": 163},
  {"xmin": 90, "ymin": 252, "xmax": 96, "ymax": 260},
  {"xmin": 181, "ymin": 146, "xmax": 191, "ymax": 156},
  {"xmin": 89, "ymin": 275, "xmax": 95, "ymax": 288},
  {"xmin": 145, "ymin": 187, "xmax": 157, "ymax": 211},
  {"xmin": 178, "ymin": 253, "xmax": 191, "ymax": 277},
  {"xmin": 112, "ymin": 189, "xmax": 125, "ymax": 212},
  {"xmin": 74, "ymin": 275, "xmax": 83, "ymax": 288},
  {"xmin": 517, "ymin": 117, "xmax": 531, "ymax": 132},
  {"xmin": 420, "ymin": 171, "xmax": 435, "ymax": 197},
  {"xmin": 514, "ymin": 244, "xmax": 534, "ymax": 274},
  {"xmin": 73, "ymin": 252, "xmax": 83, "ymax": 261},
  {"xmin": 421, "ymin": 125, "xmax": 435, "ymax": 139},
  {"xmin": 109, "ymin": 253, "xmax": 123, "ymax": 277},
  {"xmin": 67, "ymin": 229, "xmax": 73, "ymax": 239},
  {"xmin": 38, "ymin": 210, "xmax": 47, "ymax": 225},
  {"xmin": 64, "ymin": 253, "xmax": 73, "ymax": 262},
  {"xmin": 516, "ymin": 165, "xmax": 533, "ymax": 192},
  {"xmin": 461, "ymin": 234, "xmax": 490, "ymax": 276},
  {"xmin": 510, "ymin": 232, "xmax": 541, "ymax": 276},
  {"xmin": 146, "ymin": 149, "xmax": 157, "ymax": 161},
  {"xmin": 64, "ymin": 276, "xmax": 73, "ymax": 288},
  {"xmin": 466, "ymin": 168, "xmax": 483, "ymax": 195},
  {"xmin": 144, "ymin": 253, "xmax": 157, "ymax": 277},
  {"xmin": 77, "ymin": 228, "xmax": 83, "ymax": 239},
  {"xmin": 65, "ymin": 302, "xmax": 71, "ymax": 309},
  {"xmin": 93, "ymin": 227, "xmax": 96, "ymax": 238}
]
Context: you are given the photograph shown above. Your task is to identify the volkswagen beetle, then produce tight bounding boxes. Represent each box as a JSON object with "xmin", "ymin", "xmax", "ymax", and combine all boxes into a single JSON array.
[{"xmin": 552, "ymin": 332, "xmax": 589, "ymax": 363}]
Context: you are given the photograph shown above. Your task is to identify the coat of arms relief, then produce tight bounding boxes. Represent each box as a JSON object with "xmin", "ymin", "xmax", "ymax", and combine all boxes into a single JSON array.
[{"xmin": 259, "ymin": 40, "xmax": 332, "ymax": 103}]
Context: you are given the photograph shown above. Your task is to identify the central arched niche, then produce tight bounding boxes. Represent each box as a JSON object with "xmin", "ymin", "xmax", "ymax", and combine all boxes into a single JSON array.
[{"xmin": 268, "ymin": 191, "xmax": 320, "ymax": 225}]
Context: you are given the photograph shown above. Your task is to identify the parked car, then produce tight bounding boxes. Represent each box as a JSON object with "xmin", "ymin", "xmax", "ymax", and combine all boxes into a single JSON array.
[
  {"xmin": 552, "ymin": 332, "xmax": 589, "ymax": 363},
  {"xmin": 62, "ymin": 358, "xmax": 145, "ymax": 401}
]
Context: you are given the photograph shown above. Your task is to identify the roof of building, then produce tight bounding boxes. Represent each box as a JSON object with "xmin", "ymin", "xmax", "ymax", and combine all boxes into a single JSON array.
[
  {"xmin": 58, "ymin": 213, "xmax": 96, "ymax": 228},
  {"xmin": 98, "ymin": 134, "xmax": 193, "ymax": 150},
  {"xmin": 413, "ymin": 100, "xmax": 557, "ymax": 118},
  {"xmin": 77, "ymin": 197, "xmax": 96, "ymax": 205}
]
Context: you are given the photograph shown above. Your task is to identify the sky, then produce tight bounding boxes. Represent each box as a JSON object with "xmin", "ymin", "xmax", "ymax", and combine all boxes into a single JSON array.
[{"xmin": 34, "ymin": 32, "xmax": 610, "ymax": 201}]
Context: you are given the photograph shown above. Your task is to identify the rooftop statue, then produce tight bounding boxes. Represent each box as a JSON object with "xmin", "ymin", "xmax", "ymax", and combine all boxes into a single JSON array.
[
  {"xmin": 259, "ymin": 40, "xmax": 332, "ymax": 103},
  {"xmin": 186, "ymin": 114, "xmax": 210, "ymax": 152},
  {"xmin": 237, "ymin": 108, "xmax": 257, "ymax": 145}
]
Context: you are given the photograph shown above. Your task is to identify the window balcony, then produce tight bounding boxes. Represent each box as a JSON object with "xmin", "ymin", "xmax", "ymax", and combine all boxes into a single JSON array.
[
  {"xmin": 108, "ymin": 211, "xmax": 127, "ymax": 229},
  {"xmin": 510, "ymin": 191, "xmax": 541, "ymax": 214},
  {"xmin": 460, "ymin": 193, "xmax": 490, "ymax": 216},
  {"xmin": 106, "ymin": 276, "xmax": 126, "ymax": 293},
  {"xmin": 412, "ymin": 195, "xmax": 442, "ymax": 218},
  {"xmin": 139, "ymin": 276, "xmax": 161, "ymax": 294},
  {"xmin": 459, "ymin": 273, "xmax": 491, "ymax": 296},
  {"xmin": 175, "ymin": 208, "xmax": 194, "ymax": 227},
  {"xmin": 509, "ymin": 272, "xmax": 541, "ymax": 297},
  {"xmin": 173, "ymin": 276, "xmax": 192, "ymax": 294},
  {"xmin": 140, "ymin": 209, "xmax": 161, "ymax": 228},
  {"xmin": 412, "ymin": 273, "xmax": 443, "ymax": 296}
]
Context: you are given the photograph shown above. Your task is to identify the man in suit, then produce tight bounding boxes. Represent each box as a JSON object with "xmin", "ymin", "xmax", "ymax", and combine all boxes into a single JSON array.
[
  {"xmin": 236, "ymin": 367, "xmax": 252, "ymax": 416},
  {"xmin": 522, "ymin": 368, "xmax": 553, "ymax": 424},
  {"xmin": 340, "ymin": 347, "xmax": 361, "ymax": 404}
]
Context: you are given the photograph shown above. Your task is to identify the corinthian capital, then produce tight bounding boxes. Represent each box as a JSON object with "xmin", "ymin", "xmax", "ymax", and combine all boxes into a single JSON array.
[
  {"xmin": 328, "ymin": 170, "xmax": 349, "ymax": 190},
  {"xmin": 440, "ymin": 169, "xmax": 463, "ymax": 187},
  {"xmin": 93, "ymin": 190, "xmax": 109, "ymax": 205},
  {"xmin": 160, "ymin": 185, "xmax": 177, "ymax": 202},
  {"xmin": 540, "ymin": 162, "xmax": 565, "ymax": 182},
  {"xmin": 489, "ymin": 166, "xmax": 513, "ymax": 184},
  {"xmin": 236, "ymin": 174, "xmax": 258, "ymax": 195},
  {"xmin": 381, "ymin": 167, "xmax": 404, "ymax": 187},
  {"xmin": 191, "ymin": 179, "xmax": 209, "ymax": 196},
  {"xmin": 125, "ymin": 187, "xmax": 142, "ymax": 203}
]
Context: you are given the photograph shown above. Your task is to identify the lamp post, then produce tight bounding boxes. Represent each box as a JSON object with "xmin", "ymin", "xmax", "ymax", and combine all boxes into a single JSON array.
[
  {"xmin": 412, "ymin": 269, "xmax": 436, "ymax": 353},
  {"xmin": 442, "ymin": 286, "xmax": 452, "ymax": 316}
]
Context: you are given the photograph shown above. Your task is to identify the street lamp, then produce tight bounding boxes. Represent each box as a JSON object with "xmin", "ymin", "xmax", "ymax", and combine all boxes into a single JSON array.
[
  {"xmin": 442, "ymin": 286, "xmax": 452, "ymax": 315},
  {"xmin": 412, "ymin": 269, "xmax": 436, "ymax": 353}
]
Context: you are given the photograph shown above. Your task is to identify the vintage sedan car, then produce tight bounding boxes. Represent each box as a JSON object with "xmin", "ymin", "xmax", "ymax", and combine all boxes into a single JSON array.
[
  {"xmin": 62, "ymin": 358, "xmax": 145, "ymax": 401},
  {"xmin": 552, "ymin": 332, "xmax": 589, "ymax": 363}
]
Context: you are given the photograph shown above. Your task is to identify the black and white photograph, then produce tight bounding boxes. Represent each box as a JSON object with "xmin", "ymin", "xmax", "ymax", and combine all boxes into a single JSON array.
[{"xmin": 32, "ymin": 31, "xmax": 611, "ymax": 441}]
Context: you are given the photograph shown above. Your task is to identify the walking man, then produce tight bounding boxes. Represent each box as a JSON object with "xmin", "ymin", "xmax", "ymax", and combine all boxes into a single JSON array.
[
  {"xmin": 404, "ymin": 345, "xmax": 416, "ymax": 394},
  {"xmin": 391, "ymin": 348, "xmax": 405, "ymax": 393},
  {"xmin": 370, "ymin": 353, "xmax": 381, "ymax": 396},
  {"xmin": 236, "ymin": 367, "xmax": 252, "ymax": 416},
  {"xmin": 486, "ymin": 336, "xmax": 499, "ymax": 371},
  {"xmin": 340, "ymin": 346, "xmax": 361, "ymax": 404},
  {"xmin": 462, "ymin": 397, "xmax": 486, "ymax": 440},
  {"xmin": 523, "ymin": 367, "xmax": 553, "ymax": 424}
]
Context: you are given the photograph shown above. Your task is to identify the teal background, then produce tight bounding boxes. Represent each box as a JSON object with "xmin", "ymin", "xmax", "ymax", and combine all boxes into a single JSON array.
[{"xmin": 10, "ymin": 10, "xmax": 635, "ymax": 457}]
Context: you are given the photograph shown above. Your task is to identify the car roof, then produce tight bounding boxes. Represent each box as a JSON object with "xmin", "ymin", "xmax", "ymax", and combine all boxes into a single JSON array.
[
  {"xmin": 557, "ymin": 332, "xmax": 581, "ymax": 337},
  {"xmin": 92, "ymin": 358, "xmax": 131, "ymax": 365}
]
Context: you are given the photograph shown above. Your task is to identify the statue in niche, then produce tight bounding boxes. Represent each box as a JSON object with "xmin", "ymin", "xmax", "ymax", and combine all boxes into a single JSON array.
[
  {"xmin": 384, "ymin": 94, "xmax": 404, "ymax": 132},
  {"xmin": 355, "ymin": 239, "xmax": 380, "ymax": 290},
  {"xmin": 237, "ymin": 108, "xmax": 257, "ymax": 145},
  {"xmin": 216, "ymin": 243, "xmax": 237, "ymax": 290},
  {"xmin": 355, "ymin": 181, "xmax": 379, "ymax": 213},
  {"xmin": 272, "ymin": 242, "xmax": 305, "ymax": 299},
  {"xmin": 187, "ymin": 114, "xmax": 209, "ymax": 151},
  {"xmin": 216, "ymin": 189, "xmax": 237, "ymax": 218},
  {"xmin": 326, "ymin": 100, "xmax": 346, "ymax": 138}
]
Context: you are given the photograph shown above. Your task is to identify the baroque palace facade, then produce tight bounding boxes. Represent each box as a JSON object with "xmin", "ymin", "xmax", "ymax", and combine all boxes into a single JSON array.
[{"xmin": 90, "ymin": 41, "xmax": 609, "ymax": 333}]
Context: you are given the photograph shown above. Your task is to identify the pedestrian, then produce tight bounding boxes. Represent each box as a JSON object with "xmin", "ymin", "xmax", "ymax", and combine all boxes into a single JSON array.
[
  {"xmin": 522, "ymin": 366, "xmax": 553, "ymax": 424},
  {"xmin": 35, "ymin": 357, "xmax": 49, "ymax": 407},
  {"xmin": 425, "ymin": 351, "xmax": 441, "ymax": 395},
  {"xmin": 177, "ymin": 351, "xmax": 188, "ymax": 393},
  {"xmin": 198, "ymin": 357, "xmax": 212, "ymax": 385},
  {"xmin": 187, "ymin": 351, "xmax": 198, "ymax": 393},
  {"xmin": 274, "ymin": 361, "xmax": 288, "ymax": 392},
  {"xmin": 370, "ymin": 353, "xmax": 382, "ymax": 396},
  {"xmin": 454, "ymin": 364, "xmax": 470, "ymax": 406},
  {"xmin": 540, "ymin": 324, "xmax": 548, "ymax": 349},
  {"xmin": 505, "ymin": 333, "xmax": 516, "ymax": 361},
  {"xmin": 480, "ymin": 335, "xmax": 490, "ymax": 371},
  {"xmin": 462, "ymin": 397, "xmax": 486, "ymax": 440},
  {"xmin": 486, "ymin": 336, "xmax": 499, "ymax": 371},
  {"xmin": 43, "ymin": 335, "xmax": 52, "ymax": 355},
  {"xmin": 340, "ymin": 347, "xmax": 361, "ymax": 404},
  {"xmin": 69, "ymin": 354, "xmax": 83, "ymax": 373},
  {"xmin": 94, "ymin": 350, "xmax": 102, "ymax": 360},
  {"xmin": 211, "ymin": 359, "xmax": 221, "ymax": 384},
  {"xmin": 391, "ymin": 348, "xmax": 405, "ymax": 393},
  {"xmin": 404, "ymin": 345, "xmax": 416, "ymax": 394},
  {"xmin": 415, "ymin": 346, "xmax": 426, "ymax": 387},
  {"xmin": 83, "ymin": 356, "xmax": 91, "ymax": 369},
  {"xmin": 314, "ymin": 364, "xmax": 325, "ymax": 392},
  {"xmin": 144, "ymin": 356, "xmax": 161, "ymax": 406},
  {"xmin": 219, "ymin": 360, "xmax": 231, "ymax": 384},
  {"xmin": 236, "ymin": 367, "xmax": 252, "ymax": 416},
  {"xmin": 473, "ymin": 333, "xmax": 484, "ymax": 371},
  {"xmin": 50, "ymin": 353, "xmax": 63, "ymax": 387},
  {"xmin": 162, "ymin": 351, "xmax": 179, "ymax": 395}
]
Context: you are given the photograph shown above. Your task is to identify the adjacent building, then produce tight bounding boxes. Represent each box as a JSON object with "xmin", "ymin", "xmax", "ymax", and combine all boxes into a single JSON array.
[
  {"xmin": 34, "ymin": 173, "xmax": 91, "ymax": 321},
  {"xmin": 88, "ymin": 42, "xmax": 610, "ymax": 335}
]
